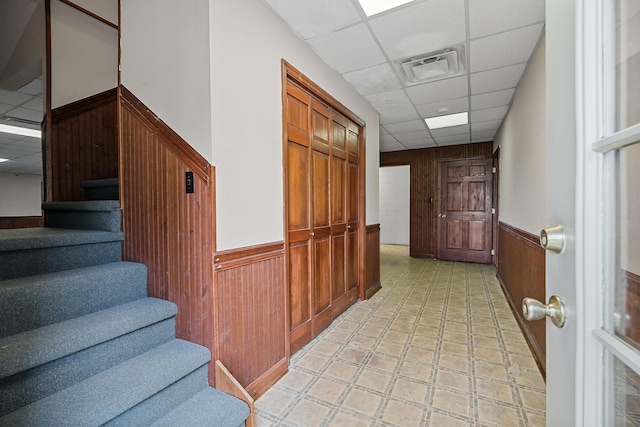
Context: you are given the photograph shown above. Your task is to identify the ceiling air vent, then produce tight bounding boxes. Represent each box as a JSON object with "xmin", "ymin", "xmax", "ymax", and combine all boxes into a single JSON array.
[{"xmin": 399, "ymin": 45, "xmax": 465, "ymax": 85}]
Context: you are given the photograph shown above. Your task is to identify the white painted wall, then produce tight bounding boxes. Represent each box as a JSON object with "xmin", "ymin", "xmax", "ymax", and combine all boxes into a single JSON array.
[
  {"xmin": 493, "ymin": 34, "xmax": 546, "ymax": 234},
  {"xmin": 67, "ymin": 0, "xmax": 118, "ymax": 26},
  {"xmin": 0, "ymin": 172, "xmax": 42, "ymax": 216},
  {"xmin": 50, "ymin": 0, "xmax": 118, "ymax": 109},
  {"xmin": 120, "ymin": 0, "xmax": 212, "ymax": 163},
  {"xmin": 209, "ymin": 0, "xmax": 379, "ymax": 250},
  {"xmin": 120, "ymin": 0, "xmax": 380, "ymax": 251},
  {"xmin": 379, "ymin": 166, "xmax": 409, "ymax": 245}
]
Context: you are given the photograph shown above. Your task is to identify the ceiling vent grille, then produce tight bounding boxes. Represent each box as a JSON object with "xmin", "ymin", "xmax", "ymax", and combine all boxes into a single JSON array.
[{"xmin": 399, "ymin": 45, "xmax": 466, "ymax": 85}]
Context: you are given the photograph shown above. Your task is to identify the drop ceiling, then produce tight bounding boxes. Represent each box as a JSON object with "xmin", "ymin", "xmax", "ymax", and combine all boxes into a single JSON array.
[{"xmin": 262, "ymin": 0, "xmax": 545, "ymax": 152}]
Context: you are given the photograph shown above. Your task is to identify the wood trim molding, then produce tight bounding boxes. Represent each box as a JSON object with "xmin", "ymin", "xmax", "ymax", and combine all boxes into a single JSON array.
[
  {"xmin": 51, "ymin": 88, "xmax": 117, "ymax": 121},
  {"xmin": 366, "ymin": 224, "xmax": 381, "ymax": 299},
  {"xmin": 498, "ymin": 221, "xmax": 542, "ymax": 252},
  {"xmin": 120, "ymin": 86, "xmax": 210, "ymax": 182},
  {"xmin": 58, "ymin": 0, "xmax": 118, "ymax": 29},
  {"xmin": 213, "ymin": 241, "xmax": 287, "ymax": 398},
  {"xmin": 496, "ymin": 222, "xmax": 546, "ymax": 377},
  {"xmin": 282, "ymin": 60, "xmax": 365, "ymax": 127}
]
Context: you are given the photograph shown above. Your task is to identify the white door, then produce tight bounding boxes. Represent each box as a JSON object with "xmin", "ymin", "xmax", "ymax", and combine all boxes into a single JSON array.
[{"xmin": 540, "ymin": 0, "xmax": 640, "ymax": 425}]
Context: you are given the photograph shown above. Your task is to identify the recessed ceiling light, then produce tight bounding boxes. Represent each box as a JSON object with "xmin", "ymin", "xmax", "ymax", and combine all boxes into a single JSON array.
[
  {"xmin": 357, "ymin": 0, "xmax": 415, "ymax": 16},
  {"xmin": 0, "ymin": 124, "xmax": 41, "ymax": 138},
  {"xmin": 0, "ymin": 158, "xmax": 9, "ymax": 163},
  {"xmin": 425, "ymin": 112, "xmax": 468, "ymax": 129}
]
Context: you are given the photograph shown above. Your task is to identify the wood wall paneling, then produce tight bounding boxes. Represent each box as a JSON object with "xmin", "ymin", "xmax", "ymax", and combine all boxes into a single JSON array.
[
  {"xmin": 366, "ymin": 224, "xmax": 381, "ymax": 299},
  {"xmin": 119, "ymin": 87, "xmax": 217, "ymax": 383},
  {"xmin": 49, "ymin": 88, "xmax": 118, "ymax": 201},
  {"xmin": 497, "ymin": 222, "xmax": 546, "ymax": 375},
  {"xmin": 380, "ymin": 143, "xmax": 493, "ymax": 258},
  {"xmin": 0, "ymin": 216, "xmax": 44, "ymax": 229},
  {"xmin": 214, "ymin": 242, "xmax": 287, "ymax": 399}
]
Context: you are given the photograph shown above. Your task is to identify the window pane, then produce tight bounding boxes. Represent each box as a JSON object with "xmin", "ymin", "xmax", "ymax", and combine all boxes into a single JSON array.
[
  {"xmin": 615, "ymin": 0, "xmax": 640, "ymax": 131},
  {"xmin": 614, "ymin": 143, "xmax": 640, "ymax": 347},
  {"xmin": 613, "ymin": 356, "xmax": 640, "ymax": 425}
]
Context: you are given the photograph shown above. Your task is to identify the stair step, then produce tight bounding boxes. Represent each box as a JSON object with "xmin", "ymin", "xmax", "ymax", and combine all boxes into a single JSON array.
[
  {"xmin": 0, "ymin": 339, "xmax": 211, "ymax": 427},
  {"xmin": 0, "ymin": 303, "xmax": 176, "ymax": 416},
  {"xmin": 151, "ymin": 388, "xmax": 250, "ymax": 427},
  {"xmin": 0, "ymin": 227, "xmax": 123, "ymax": 280},
  {"xmin": 44, "ymin": 200, "xmax": 121, "ymax": 232},
  {"xmin": 81, "ymin": 178, "xmax": 119, "ymax": 200},
  {"xmin": 0, "ymin": 262, "xmax": 147, "ymax": 338},
  {"xmin": 0, "ymin": 298, "xmax": 177, "ymax": 378}
]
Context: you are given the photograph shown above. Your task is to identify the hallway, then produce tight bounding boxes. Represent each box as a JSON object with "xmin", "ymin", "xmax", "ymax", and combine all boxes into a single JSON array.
[{"xmin": 255, "ymin": 245, "xmax": 546, "ymax": 426}]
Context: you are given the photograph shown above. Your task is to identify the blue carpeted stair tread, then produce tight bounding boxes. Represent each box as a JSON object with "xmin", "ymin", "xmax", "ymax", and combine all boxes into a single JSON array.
[
  {"xmin": 0, "ymin": 262, "xmax": 148, "ymax": 338},
  {"xmin": 80, "ymin": 178, "xmax": 119, "ymax": 189},
  {"xmin": 0, "ymin": 227, "xmax": 123, "ymax": 252},
  {"xmin": 0, "ymin": 339, "xmax": 211, "ymax": 427},
  {"xmin": 151, "ymin": 387, "xmax": 250, "ymax": 427},
  {"xmin": 0, "ymin": 297, "xmax": 178, "ymax": 378}
]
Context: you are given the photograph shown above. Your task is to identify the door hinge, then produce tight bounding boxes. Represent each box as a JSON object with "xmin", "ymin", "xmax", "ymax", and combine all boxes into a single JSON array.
[
  {"xmin": 492, "ymin": 167, "xmax": 497, "ymax": 174},
  {"xmin": 491, "ymin": 208, "xmax": 495, "ymax": 215},
  {"xmin": 491, "ymin": 249, "xmax": 495, "ymax": 256}
]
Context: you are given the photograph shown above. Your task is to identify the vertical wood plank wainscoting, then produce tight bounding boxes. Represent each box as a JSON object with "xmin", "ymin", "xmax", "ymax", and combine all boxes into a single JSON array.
[
  {"xmin": 380, "ymin": 143, "xmax": 493, "ymax": 258},
  {"xmin": 366, "ymin": 224, "xmax": 381, "ymax": 298},
  {"xmin": 497, "ymin": 221, "xmax": 546, "ymax": 375},
  {"xmin": 119, "ymin": 87, "xmax": 217, "ymax": 383},
  {"xmin": 0, "ymin": 216, "xmax": 44, "ymax": 229},
  {"xmin": 48, "ymin": 88, "xmax": 118, "ymax": 201},
  {"xmin": 214, "ymin": 242, "xmax": 287, "ymax": 398}
]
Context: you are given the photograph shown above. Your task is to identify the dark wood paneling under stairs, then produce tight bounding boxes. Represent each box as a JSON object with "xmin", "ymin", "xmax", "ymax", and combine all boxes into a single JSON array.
[{"xmin": 47, "ymin": 88, "xmax": 118, "ymax": 202}]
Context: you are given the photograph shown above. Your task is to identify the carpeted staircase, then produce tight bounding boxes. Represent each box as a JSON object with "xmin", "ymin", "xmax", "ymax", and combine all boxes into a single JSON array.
[{"xmin": 0, "ymin": 200, "xmax": 250, "ymax": 426}]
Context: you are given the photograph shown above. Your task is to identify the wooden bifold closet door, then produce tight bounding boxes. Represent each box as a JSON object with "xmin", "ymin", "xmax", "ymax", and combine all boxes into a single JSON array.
[{"xmin": 285, "ymin": 79, "xmax": 362, "ymax": 354}]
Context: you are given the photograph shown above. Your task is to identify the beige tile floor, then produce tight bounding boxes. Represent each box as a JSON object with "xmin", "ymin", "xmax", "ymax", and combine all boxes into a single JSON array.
[{"xmin": 255, "ymin": 245, "xmax": 546, "ymax": 426}]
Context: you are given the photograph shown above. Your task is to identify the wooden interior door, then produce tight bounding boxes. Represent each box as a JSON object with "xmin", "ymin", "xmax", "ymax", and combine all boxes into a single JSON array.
[
  {"xmin": 330, "ymin": 112, "xmax": 349, "ymax": 317},
  {"xmin": 284, "ymin": 67, "xmax": 365, "ymax": 355},
  {"xmin": 438, "ymin": 158, "xmax": 493, "ymax": 263},
  {"xmin": 310, "ymin": 99, "xmax": 332, "ymax": 335},
  {"xmin": 346, "ymin": 122, "xmax": 360, "ymax": 300},
  {"xmin": 285, "ymin": 82, "xmax": 313, "ymax": 353}
]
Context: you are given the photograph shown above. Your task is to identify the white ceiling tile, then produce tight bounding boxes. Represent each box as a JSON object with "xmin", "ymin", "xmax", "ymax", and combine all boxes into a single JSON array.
[
  {"xmin": 406, "ymin": 76, "xmax": 468, "ymax": 105},
  {"xmin": 22, "ymin": 97, "xmax": 44, "ymax": 112},
  {"xmin": 471, "ymin": 130, "xmax": 497, "ymax": 140},
  {"xmin": 471, "ymin": 120, "xmax": 502, "ymax": 132},
  {"xmin": 394, "ymin": 130, "xmax": 432, "ymax": 143},
  {"xmin": 380, "ymin": 134, "xmax": 397, "ymax": 144},
  {"xmin": 470, "ymin": 89, "xmax": 514, "ymax": 110},
  {"xmin": 429, "ymin": 124, "xmax": 469, "ymax": 137},
  {"xmin": 403, "ymin": 139, "xmax": 437, "ymax": 148},
  {"xmin": 469, "ymin": 0, "xmax": 545, "ymax": 39},
  {"xmin": 470, "ymin": 24, "xmax": 543, "ymax": 72},
  {"xmin": 470, "ymin": 63, "xmax": 526, "ymax": 95},
  {"xmin": 380, "ymin": 126, "xmax": 389, "ymax": 135},
  {"xmin": 0, "ymin": 103, "xmax": 13, "ymax": 115},
  {"xmin": 380, "ymin": 110, "xmax": 421, "ymax": 124},
  {"xmin": 380, "ymin": 140, "xmax": 407, "ymax": 152},
  {"xmin": 308, "ymin": 24, "xmax": 386, "ymax": 73},
  {"xmin": 0, "ymin": 89, "xmax": 32, "ymax": 106},
  {"xmin": 263, "ymin": 0, "xmax": 362, "ymax": 39},
  {"xmin": 369, "ymin": 0, "xmax": 466, "ymax": 60},
  {"xmin": 470, "ymin": 105, "xmax": 508, "ymax": 123},
  {"xmin": 416, "ymin": 96, "xmax": 468, "ymax": 118},
  {"xmin": 435, "ymin": 135, "xmax": 471, "ymax": 145},
  {"xmin": 382, "ymin": 120, "xmax": 426, "ymax": 133},
  {"xmin": 17, "ymin": 78, "xmax": 43, "ymax": 96},
  {"xmin": 343, "ymin": 63, "xmax": 403, "ymax": 96},
  {"xmin": 6, "ymin": 107, "xmax": 43, "ymax": 122},
  {"xmin": 366, "ymin": 89, "xmax": 414, "ymax": 113}
]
